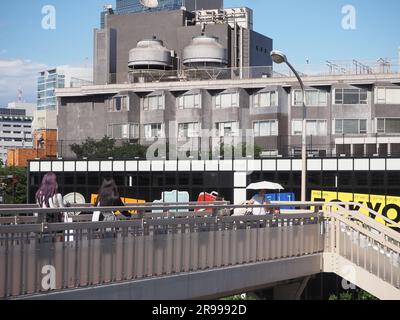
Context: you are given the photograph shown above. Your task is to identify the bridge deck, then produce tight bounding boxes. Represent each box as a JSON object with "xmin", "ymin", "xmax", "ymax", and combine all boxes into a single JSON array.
[{"xmin": 0, "ymin": 202, "xmax": 399, "ymax": 300}]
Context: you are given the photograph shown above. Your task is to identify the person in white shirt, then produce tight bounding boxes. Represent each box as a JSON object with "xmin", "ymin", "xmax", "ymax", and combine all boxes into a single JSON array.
[
  {"xmin": 35, "ymin": 172, "xmax": 66, "ymax": 223},
  {"xmin": 249, "ymin": 189, "xmax": 271, "ymax": 215}
]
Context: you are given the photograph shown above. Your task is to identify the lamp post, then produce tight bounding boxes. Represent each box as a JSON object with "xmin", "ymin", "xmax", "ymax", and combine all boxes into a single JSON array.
[{"xmin": 271, "ymin": 50, "xmax": 307, "ymax": 202}]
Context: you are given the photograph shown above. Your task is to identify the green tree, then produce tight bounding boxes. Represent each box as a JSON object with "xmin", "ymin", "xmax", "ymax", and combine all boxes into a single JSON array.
[
  {"xmin": 113, "ymin": 142, "xmax": 148, "ymax": 159},
  {"xmin": 329, "ymin": 290, "xmax": 378, "ymax": 300},
  {"xmin": 215, "ymin": 142, "xmax": 263, "ymax": 159},
  {"xmin": 70, "ymin": 136, "xmax": 148, "ymax": 159},
  {"xmin": 0, "ymin": 166, "xmax": 27, "ymax": 204}
]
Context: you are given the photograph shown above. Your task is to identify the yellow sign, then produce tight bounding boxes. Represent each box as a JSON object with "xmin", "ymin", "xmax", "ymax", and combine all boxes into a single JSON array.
[
  {"xmin": 90, "ymin": 194, "xmax": 145, "ymax": 215},
  {"xmin": 311, "ymin": 190, "xmax": 400, "ymax": 227}
]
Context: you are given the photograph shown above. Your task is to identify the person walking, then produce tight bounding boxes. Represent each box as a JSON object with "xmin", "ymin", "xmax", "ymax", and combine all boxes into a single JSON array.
[
  {"xmin": 35, "ymin": 172, "xmax": 66, "ymax": 223},
  {"xmin": 248, "ymin": 189, "xmax": 271, "ymax": 215},
  {"xmin": 93, "ymin": 177, "xmax": 129, "ymax": 222}
]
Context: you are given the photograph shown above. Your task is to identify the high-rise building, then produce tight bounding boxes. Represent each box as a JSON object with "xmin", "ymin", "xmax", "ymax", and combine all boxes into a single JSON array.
[
  {"xmin": 0, "ymin": 104, "xmax": 34, "ymax": 164},
  {"xmin": 115, "ymin": 0, "xmax": 223, "ymax": 14},
  {"xmin": 37, "ymin": 67, "xmax": 93, "ymax": 111}
]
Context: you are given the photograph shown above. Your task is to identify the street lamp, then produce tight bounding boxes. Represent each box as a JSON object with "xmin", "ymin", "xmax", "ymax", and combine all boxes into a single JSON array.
[{"xmin": 271, "ymin": 50, "xmax": 307, "ymax": 202}]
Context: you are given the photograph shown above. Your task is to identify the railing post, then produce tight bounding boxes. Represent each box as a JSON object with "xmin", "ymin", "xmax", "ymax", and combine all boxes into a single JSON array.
[{"xmin": 212, "ymin": 208, "xmax": 218, "ymax": 217}]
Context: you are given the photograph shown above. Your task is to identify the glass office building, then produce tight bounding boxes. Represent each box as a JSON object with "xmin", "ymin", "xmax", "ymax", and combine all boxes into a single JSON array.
[
  {"xmin": 116, "ymin": 0, "xmax": 183, "ymax": 14},
  {"xmin": 37, "ymin": 69, "xmax": 65, "ymax": 111}
]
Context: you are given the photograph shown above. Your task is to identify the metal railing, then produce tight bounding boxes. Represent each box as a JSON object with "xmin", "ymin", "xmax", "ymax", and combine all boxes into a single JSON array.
[
  {"xmin": 78, "ymin": 60, "xmax": 400, "ymax": 87},
  {"xmin": 0, "ymin": 201, "xmax": 399, "ymax": 299},
  {"xmin": 324, "ymin": 202, "xmax": 400, "ymax": 294},
  {"xmin": 0, "ymin": 202, "xmax": 322, "ymax": 299},
  {"xmin": 50, "ymin": 137, "xmax": 400, "ymax": 160}
]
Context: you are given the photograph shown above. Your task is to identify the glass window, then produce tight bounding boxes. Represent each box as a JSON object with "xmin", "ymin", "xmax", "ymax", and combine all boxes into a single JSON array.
[
  {"xmin": 108, "ymin": 96, "xmax": 129, "ymax": 112},
  {"xmin": 253, "ymin": 91, "xmax": 277, "ymax": 108},
  {"xmin": 144, "ymin": 123, "xmax": 164, "ymax": 139},
  {"xmin": 343, "ymin": 119, "xmax": 358, "ymax": 134},
  {"xmin": 253, "ymin": 120, "xmax": 278, "ymax": 137},
  {"xmin": 178, "ymin": 123, "xmax": 201, "ymax": 138},
  {"xmin": 335, "ymin": 119, "xmax": 368, "ymax": 134},
  {"xmin": 216, "ymin": 92, "xmax": 239, "ymax": 109},
  {"xmin": 292, "ymin": 120, "xmax": 326, "ymax": 136},
  {"xmin": 334, "ymin": 88, "xmax": 368, "ymax": 105},
  {"xmin": 360, "ymin": 120, "xmax": 367, "ymax": 134},
  {"xmin": 377, "ymin": 119, "xmax": 385, "ymax": 133},
  {"xmin": 216, "ymin": 122, "xmax": 239, "ymax": 137},
  {"xmin": 292, "ymin": 120, "xmax": 303, "ymax": 135},
  {"xmin": 386, "ymin": 119, "xmax": 400, "ymax": 133},
  {"xmin": 108, "ymin": 123, "xmax": 139, "ymax": 139},
  {"xmin": 178, "ymin": 94, "xmax": 201, "ymax": 109},
  {"xmin": 143, "ymin": 95, "xmax": 164, "ymax": 111},
  {"xmin": 293, "ymin": 90, "xmax": 328, "ymax": 106}
]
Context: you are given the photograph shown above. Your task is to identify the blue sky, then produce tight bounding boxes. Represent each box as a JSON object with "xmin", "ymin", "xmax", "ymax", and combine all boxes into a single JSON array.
[{"xmin": 0, "ymin": 0, "xmax": 399, "ymax": 104}]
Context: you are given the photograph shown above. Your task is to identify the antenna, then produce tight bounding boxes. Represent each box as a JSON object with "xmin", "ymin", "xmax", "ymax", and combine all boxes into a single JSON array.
[
  {"xmin": 139, "ymin": 0, "xmax": 159, "ymax": 8},
  {"xmin": 17, "ymin": 88, "xmax": 23, "ymax": 103}
]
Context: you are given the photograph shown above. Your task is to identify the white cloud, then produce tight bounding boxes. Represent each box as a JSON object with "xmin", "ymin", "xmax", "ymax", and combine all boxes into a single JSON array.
[{"xmin": 0, "ymin": 59, "xmax": 48, "ymax": 106}]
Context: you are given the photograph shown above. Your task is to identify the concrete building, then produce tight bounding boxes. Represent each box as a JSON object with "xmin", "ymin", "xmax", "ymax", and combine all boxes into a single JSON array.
[
  {"xmin": 57, "ymin": 67, "xmax": 400, "ymax": 159},
  {"xmin": 57, "ymin": 3, "xmax": 400, "ymax": 160},
  {"xmin": 7, "ymin": 102, "xmax": 35, "ymax": 117},
  {"xmin": 0, "ymin": 106, "xmax": 34, "ymax": 164},
  {"xmin": 38, "ymin": 66, "xmax": 93, "ymax": 110},
  {"xmin": 7, "ymin": 108, "xmax": 59, "ymax": 167},
  {"xmin": 94, "ymin": 7, "xmax": 272, "ymax": 85}
]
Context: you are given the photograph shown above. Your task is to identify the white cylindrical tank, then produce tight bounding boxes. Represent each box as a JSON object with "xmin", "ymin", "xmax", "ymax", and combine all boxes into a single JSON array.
[
  {"xmin": 128, "ymin": 37, "xmax": 173, "ymax": 70},
  {"xmin": 183, "ymin": 35, "xmax": 228, "ymax": 68}
]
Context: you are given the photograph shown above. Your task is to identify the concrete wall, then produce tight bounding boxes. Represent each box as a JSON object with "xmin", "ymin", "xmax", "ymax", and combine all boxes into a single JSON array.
[
  {"xmin": 95, "ymin": 9, "xmax": 273, "ymax": 84},
  {"xmin": 249, "ymin": 30, "xmax": 273, "ymax": 67}
]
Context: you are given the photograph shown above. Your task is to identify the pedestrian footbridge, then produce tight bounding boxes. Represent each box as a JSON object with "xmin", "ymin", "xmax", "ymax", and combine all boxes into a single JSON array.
[{"xmin": 0, "ymin": 202, "xmax": 399, "ymax": 300}]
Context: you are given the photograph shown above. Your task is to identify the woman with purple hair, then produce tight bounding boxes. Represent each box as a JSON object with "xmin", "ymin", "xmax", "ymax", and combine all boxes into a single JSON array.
[{"xmin": 35, "ymin": 172, "xmax": 66, "ymax": 223}]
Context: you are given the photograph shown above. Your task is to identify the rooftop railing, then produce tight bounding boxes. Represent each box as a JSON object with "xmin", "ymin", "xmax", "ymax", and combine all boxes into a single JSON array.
[{"xmin": 75, "ymin": 59, "xmax": 400, "ymax": 87}]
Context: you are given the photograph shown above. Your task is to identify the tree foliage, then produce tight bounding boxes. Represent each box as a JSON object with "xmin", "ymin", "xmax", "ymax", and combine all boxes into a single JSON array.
[
  {"xmin": 70, "ymin": 136, "xmax": 147, "ymax": 159},
  {"xmin": 0, "ymin": 166, "xmax": 27, "ymax": 204},
  {"xmin": 329, "ymin": 290, "xmax": 378, "ymax": 300}
]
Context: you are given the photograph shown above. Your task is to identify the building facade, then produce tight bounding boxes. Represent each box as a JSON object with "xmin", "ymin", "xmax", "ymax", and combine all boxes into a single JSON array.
[
  {"xmin": 38, "ymin": 67, "xmax": 93, "ymax": 111},
  {"xmin": 94, "ymin": 7, "xmax": 272, "ymax": 85},
  {"xmin": 57, "ymin": 72, "xmax": 400, "ymax": 159},
  {"xmin": 0, "ymin": 108, "xmax": 33, "ymax": 163},
  {"xmin": 52, "ymin": 2, "xmax": 400, "ymax": 212},
  {"xmin": 27, "ymin": 157, "xmax": 400, "ymax": 224}
]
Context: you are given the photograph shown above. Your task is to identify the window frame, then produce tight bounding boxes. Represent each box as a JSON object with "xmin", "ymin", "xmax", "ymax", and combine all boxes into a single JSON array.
[
  {"xmin": 292, "ymin": 119, "xmax": 327, "ymax": 136},
  {"xmin": 252, "ymin": 120, "xmax": 279, "ymax": 137},
  {"xmin": 334, "ymin": 119, "xmax": 368, "ymax": 135},
  {"xmin": 178, "ymin": 93, "xmax": 201, "ymax": 110},
  {"xmin": 375, "ymin": 87, "xmax": 400, "ymax": 104},
  {"xmin": 376, "ymin": 118, "xmax": 400, "ymax": 134},
  {"xmin": 293, "ymin": 89, "xmax": 328, "ymax": 107},
  {"xmin": 107, "ymin": 95, "xmax": 130, "ymax": 112},
  {"xmin": 253, "ymin": 91, "xmax": 277, "ymax": 108},
  {"xmin": 215, "ymin": 121, "xmax": 240, "ymax": 137},
  {"xmin": 107, "ymin": 123, "xmax": 139, "ymax": 139},
  {"xmin": 144, "ymin": 123, "xmax": 165, "ymax": 140},
  {"xmin": 143, "ymin": 94, "xmax": 165, "ymax": 111},
  {"xmin": 334, "ymin": 88, "xmax": 368, "ymax": 105},
  {"xmin": 215, "ymin": 92, "xmax": 240, "ymax": 109},
  {"xmin": 178, "ymin": 122, "xmax": 202, "ymax": 139}
]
